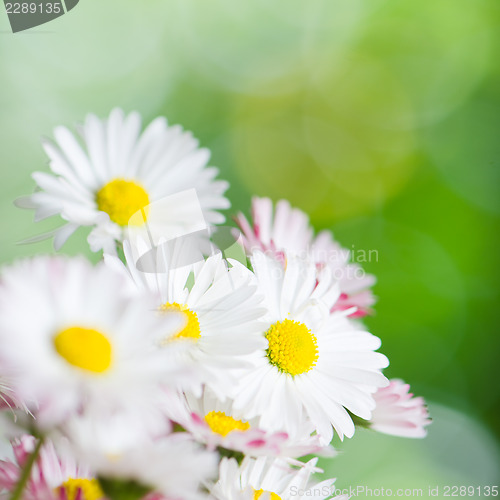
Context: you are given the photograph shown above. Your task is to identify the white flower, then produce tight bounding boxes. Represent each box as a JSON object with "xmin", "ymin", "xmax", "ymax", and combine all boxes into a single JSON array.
[
  {"xmin": 169, "ymin": 388, "xmax": 332, "ymax": 460},
  {"xmin": 0, "ymin": 256, "xmax": 189, "ymax": 428},
  {"xmin": 232, "ymin": 251, "xmax": 389, "ymax": 443},
  {"xmin": 210, "ymin": 456, "xmax": 346, "ymax": 500},
  {"xmin": 58, "ymin": 411, "xmax": 217, "ymax": 500},
  {"xmin": 235, "ymin": 197, "xmax": 376, "ymax": 318},
  {"xmin": 15, "ymin": 108, "xmax": 230, "ymax": 253},
  {"xmin": 105, "ymin": 240, "xmax": 267, "ymax": 400},
  {"xmin": 0, "ymin": 435, "xmax": 101, "ymax": 500},
  {"xmin": 370, "ymin": 379, "xmax": 431, "ymax": 438}
]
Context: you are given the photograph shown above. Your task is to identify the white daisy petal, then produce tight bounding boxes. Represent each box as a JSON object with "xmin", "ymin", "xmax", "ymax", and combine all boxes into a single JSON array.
[
  {"xmin": 105, "ymin": 246, "xmax": 266, "ymax": 400},
  {"xmin": 58, "ymin": 411, "xmax": 217, "ymax": 500},
  {"xmin": 0, "ymin": 256, "xmax": 191, "ymax": 429},
  {"xmin": 84, "ymin": 112, "xmax": 110, "ymax": 182},
  {"xmin": 17, "ymin": 109, "xmax": 229, "ymax": 253},
  {"xmin": 53, "ymin": 224, "xmax": 79, "ymax": 251},
  {"xmin": 236, "ymin": 197, "xmax": 376, "ymax": 318},
  {"xmin": 233, "ymin": 251, "xmax": 388, "ymax": 442},
  {"xmin": 53, "ymin": 126, "xmax": 98, "ymax": 190},
  {"xmin": 170, "ymin": 388, "xmax": 331, "ymax": 460},
  {"xmin": 210, "ymin": 457, "xmax": 343, "ymax": 500}
]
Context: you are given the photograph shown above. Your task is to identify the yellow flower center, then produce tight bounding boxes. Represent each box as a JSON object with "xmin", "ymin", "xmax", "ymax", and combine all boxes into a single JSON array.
[
  {"xmin": 159, "ymin": 302, "xmax": 201, "ymax": 341},
  {"xmin": 204, "ymin": 411, "xmax": 250, "ymax": 437},
  {"xmin": 253, "ymin": 489, "xmax": 282, "ymax": 500},
  {"xmin": 53, "ymin": 327, "xmax": 112, "ymax": 373},
  {"xmin": 56, "ymin": 478, "xmax": 104, "ymax": 500},
  {"xmin": 265, "ymin": 319, "xmax": 319, "ymax": 376},
  {"xmin": 96, "ymin": 178, "xmax": 150, "ymax": 226}
]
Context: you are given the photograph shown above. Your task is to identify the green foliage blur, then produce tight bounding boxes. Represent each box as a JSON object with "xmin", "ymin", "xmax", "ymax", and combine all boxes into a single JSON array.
[{"xmin": 0, "ymin": 0, "xmax": 499, "ymax": 493}]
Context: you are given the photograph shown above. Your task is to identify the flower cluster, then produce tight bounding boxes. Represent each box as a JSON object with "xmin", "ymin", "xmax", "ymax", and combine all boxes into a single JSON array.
[{"xmin": 0, "ymin": 109, "xmax": 430, "ymax": 500}]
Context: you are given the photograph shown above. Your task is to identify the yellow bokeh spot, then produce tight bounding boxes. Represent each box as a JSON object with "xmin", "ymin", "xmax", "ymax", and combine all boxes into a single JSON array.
[
  {"xmin": 96, "ymin": 178, "xmax": 149, "ymax": 226},
  {"xmin": 160, "ymin": 302, "xmax": 201, "ymax": 341},
  {"xmin": 265, "ymin": 319, "xmax": 318, "ymax": 376},
  {"xmin": 54, "ymin": 327, "xmax": 112, "ymax": 373},
  {"xmin": 204, "ymin": 411, "xmax": 250, "ymax": 437},
  {"xmin": 56, "ymin": 478, "xmax": 104, "ymax": 500},
  {"xmin": 254, "ymin": 489, "xmax": 282, "ymax": 500}
]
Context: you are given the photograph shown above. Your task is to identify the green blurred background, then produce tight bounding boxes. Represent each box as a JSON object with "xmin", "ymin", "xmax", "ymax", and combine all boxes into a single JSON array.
[{"xmin": 1, "ymin": 0, "xmax": 499, "ymax": 495}]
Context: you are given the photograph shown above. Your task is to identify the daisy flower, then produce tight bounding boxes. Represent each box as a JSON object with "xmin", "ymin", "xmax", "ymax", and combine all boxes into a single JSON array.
[
  {"xmin": 369, "ymin": 379, "xmax": 431, "ymax": 438},
  {"xmin": 232, "ymin": 251, "xmax": 389, "ymax": 443},
  {"xmin": 0, "ymin": 435, "xmax": 103, "ymax": 500},
  {"xmin": 210, "ymin": 456, "xmax": 347, "ymax": 500},
  {"xmin": 105, "ymin": 240, "xmax": 267, "ymax": 400},
  {"xmin": 235, "ymin": 197, "xmax": 376, "ymax": 318},
  {"xmin": 15, "ymin": 108, "xmax": 230, "ymax": 253},
  {"xmin": 58, "ymin": 411, "xmax": 217, "ymax": 500},
  {"xmin": 169, "ymin": 388, "xmax": 332, "ymax": 460},
  {"xmin": 0, "ymin": 256, "xmax": 189, "ymax": 428}
]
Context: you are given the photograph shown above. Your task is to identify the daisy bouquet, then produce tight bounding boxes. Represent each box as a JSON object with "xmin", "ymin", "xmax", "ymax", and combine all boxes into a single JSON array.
[{"xmin": 0, "ymin": 110, "xmax": 430, "ymax": 500}]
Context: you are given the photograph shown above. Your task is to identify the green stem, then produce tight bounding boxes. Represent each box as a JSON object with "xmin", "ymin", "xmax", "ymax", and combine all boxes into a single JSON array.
[
  {"xmin": 115, "ymin": 240, "xmax": 126, "ymax": 265},
  {"xmin": 9, "ymin": 435, "xmax": 45, "ymax": 500}
]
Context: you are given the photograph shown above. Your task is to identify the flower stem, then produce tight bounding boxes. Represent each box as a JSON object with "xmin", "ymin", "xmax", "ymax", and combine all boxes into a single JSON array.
[
  {"xmin": 115, "ymin": 240, "xmax": 126, "ymax": 265},
  {"xmin": 9, "ymin": 435, "xmax": 44, "ymax": 500}
]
